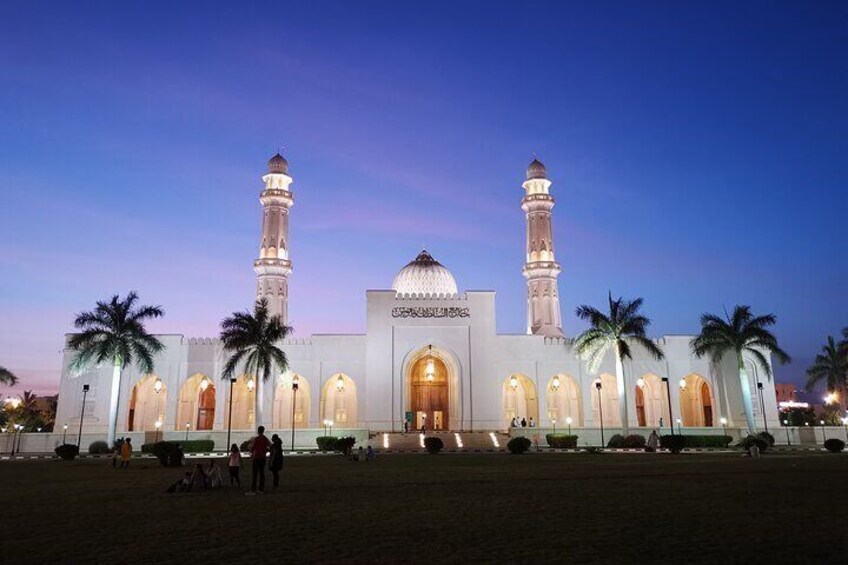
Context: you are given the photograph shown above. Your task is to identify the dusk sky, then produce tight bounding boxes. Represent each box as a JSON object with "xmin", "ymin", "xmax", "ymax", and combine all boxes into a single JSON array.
[{"xmin": 1, "ymin": 1, "xmax": 845, "ymax": 396}]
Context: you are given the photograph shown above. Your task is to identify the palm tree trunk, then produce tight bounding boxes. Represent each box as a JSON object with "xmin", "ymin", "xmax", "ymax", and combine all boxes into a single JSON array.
[
  {"xmin": 255, "ymin": 375, "xmax": 265, "ymax": 428},
  {"xmin": 615, "ymin": 350, "xmax": 629, "ymax": 434},
  {"xmin": 737, "ymin": 356, "xmax": 756, "ymax": 434},
  {"xmin": 107, "ymin": 357, "xmax": 123, "ymax": 446}
]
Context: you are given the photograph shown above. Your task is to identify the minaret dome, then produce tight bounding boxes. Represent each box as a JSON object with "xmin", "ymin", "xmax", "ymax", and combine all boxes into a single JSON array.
[
  {"xmin": 526, "ymin": 158, "xmax": 547, "ymax": 180},
  {"xmin": 268, "ymin": 152, "xmax": 289, "ymax": 175}
]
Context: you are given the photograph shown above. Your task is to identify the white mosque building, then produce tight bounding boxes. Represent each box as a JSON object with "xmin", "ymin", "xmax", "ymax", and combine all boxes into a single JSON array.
[{"xmin": 53, "ymin": 154, "xmax": 781, "ymax": 448}]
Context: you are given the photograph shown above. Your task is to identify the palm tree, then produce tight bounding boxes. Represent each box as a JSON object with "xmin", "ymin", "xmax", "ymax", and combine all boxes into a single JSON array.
[
  {"xmin": 219, "ymin": 298, "xmax": 292, "ymax": 428},
  {"xmin": 574, "ymin": 293, "xmax": 665, "ymax": 434},
  {"xmin": 67, "ymin": 292, "xmax": 164, "ymax": 445},
  {"xmin": 691, "ymin": 305, "xmax": 790, "ymax": 434},
  {"xmin": 0, "ymin": 366, "xmax": 18, "ymax": 386},
  {"xmin": 805, "ymin": 335, "xmax": 848, "ymax": 411}
]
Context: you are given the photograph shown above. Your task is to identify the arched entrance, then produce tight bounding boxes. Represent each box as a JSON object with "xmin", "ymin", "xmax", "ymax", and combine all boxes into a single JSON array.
[
  {"xmin": 409, "ymin": 352, "xmax": 449, "ymax": 430},
  {"xmin": 680, "ymin": 374, "xmax": 714, "ymax": 427},
  {"xmin": 590, "ymin": 373, "xmax": 620, "ymax": 427},
  {"xmin": 320, "ymin": 373, "xmax": 357, "ymax": 427},
  {"xmin": 503, "ymin": 373, "xmax": 539, "ymax": 427},
  {"xmin": 273, "ymin": 373, "xmax": 311, "ymax": 429},
  {"xmin": 227, "ymin": 375, "xmax": 256, "ymax": 430},
  {"xmin": 635, "ymin": 374, "xmax": 665, "ymax": 428},
  {"xmin": 176, "ymin": 373, "xmax": 216, "ymax": 431},
  {"xmin": 546, "ymin": 374, "xmax": 582, "ymax": 426},
  {"xmin": 127, "ymin": 375, "xmax": 166, "ymax": 432}
]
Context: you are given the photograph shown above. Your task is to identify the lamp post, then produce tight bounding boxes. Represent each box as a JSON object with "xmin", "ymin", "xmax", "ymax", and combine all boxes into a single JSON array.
[
  {"xmin": 11, "ymin": 424, "xmax": 22, "ymax": 456},
  {"xmin": 661, "ymin": 377, "xmax": 674, "ymax": 436},
  {"xmin": 510, "ymin": 375, "xmax": 519, "ymax": 428},
  {"xmin": 291, "ymin": 375, "xmax": 299, "ymax": 451},
  {"xmin": 551, "ymin": 418, "xmax": 556, "ymax": 434},
  {"xmin": 566, "ymin": 416, "xmax": 572, "ymax": 436},
  {"xmin": 226, "ymin": 377, "xmax": 236, "ymax": 451},
  {"xmin": 676, "ymin": 418, "xmax": 682, "ymax": 435},
  {"xmin": 62, "ymin": 424, "xmax": 68, "ymax": 444},
  {"xmin": 155, "ymin": 420, "xmax": 162, "ymax": 443},
  {"xmin": 595, "ymin": 379, "xmax": 605, "ymax": 447},
  {"xmin": 756, "ymin": 382, "xmax": 768, "ymax": 433},
  {"xmin": 328, "ymin": 420, "xmax": 334, "ymax": 437},
  {"xmin": 720, "ymin": 416, "xmax": 728, "ymax": 438},
  {"xmin": 77, "ymin": 384, "xmax": 90, "ymax": 447},
  {"xmin": 820, "ymin": 420, "xmax": 827, "ymax": 443},
  {"xmin": 185, "ymin": 422, "xmax": 190, "ymax": 441},
  {"xmin": 782, "ymin": 418, "xmax": 791, "ymax": 446},
  {"xmin": 841, "ymin": 416, "xmax": 848, "ymax": 442}
]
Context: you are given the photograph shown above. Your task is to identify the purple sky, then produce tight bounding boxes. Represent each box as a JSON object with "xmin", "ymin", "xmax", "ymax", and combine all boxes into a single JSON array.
[{"xmin": 1, "ymin": 1, "xmax": 846, "ymax": 397}]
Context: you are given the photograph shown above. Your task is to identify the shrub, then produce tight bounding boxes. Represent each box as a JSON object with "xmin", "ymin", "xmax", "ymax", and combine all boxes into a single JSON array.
[
  {"xmin": 757, "ymin": 431, "xmax": 776, "ymax": 447},
  {"xmin": 316, "ymin": 436, "xmax": 338, "ymax": 451},
  {"xmin": 824, "ymin": 438, "xmax": 845, "ymax": 453},
  {"xmin": 622, "ymin": 434, "xmax": 646, "ymax": 448},
  {"xmin": 657, "ymin": 434, "xmax": 733, "ymax": 448},
  {"xmin": 737, "ymin": 435, "xmax": 769, "ymax": 453},
  {"xmin": 141, "ymin": 440, "xmax": 214, "ymax": 455},
  {"xmin": 606, "ymin": 434, "xmax": 626, "ymax": 448},
  {"xmin": 88, "ymin": 440, "xmax": 110, "ymax": 454},
  {"xmin": 424, "ymin": 436, "xmax": 444, "ymax": 454},
  {"xmin": 545, "ymin": 434, "xmax": 578, "ymax": 448},
  {"xmin": 55, "ymin": 444, "xmax": 79, "ymax": 460},
  {"xmin": 140, "ymin": 441, "xmax": 186, "ymax": 467},
  {"xmin": 660, "ymin": 435, "xmax": 686, "ymax": 454},
  {"xmin": 335, "ymin": 436, "xmax": 356, "ymax": 455},
  {"xmin": 507, "ymin": 436, "xmax": 532, "ymax": 454}
]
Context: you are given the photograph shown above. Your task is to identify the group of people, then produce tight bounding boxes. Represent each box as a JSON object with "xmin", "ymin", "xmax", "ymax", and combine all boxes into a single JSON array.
[
  {"xmin": 509, "ymin": 417, "xmax": 535, "ymax": 428},
  {"xmin": 111, "ymin": 437, "xmax": 133, "ymax": 468},
  {"xmin": 167, "ymin": 459, "xmax": 223, "ymax": 493}
]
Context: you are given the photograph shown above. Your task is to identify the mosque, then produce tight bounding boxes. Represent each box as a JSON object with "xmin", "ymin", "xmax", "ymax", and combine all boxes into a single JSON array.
[{"xmin": 53, "ymin": 154, "xmax": 781, "ymax": 447}]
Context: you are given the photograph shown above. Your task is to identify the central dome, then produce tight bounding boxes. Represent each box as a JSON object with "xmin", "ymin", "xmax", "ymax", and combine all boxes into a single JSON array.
[{"xmin": 392, "ymin": 250, "xmax": 458, "ymax": 296}]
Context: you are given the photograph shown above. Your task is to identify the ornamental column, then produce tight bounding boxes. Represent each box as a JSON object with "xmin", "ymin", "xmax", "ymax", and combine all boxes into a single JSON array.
[
  {"xmin": 522, "ymin": 158, "xmax": 564, "ymax": 338},
  {"xmin": 253, "ymin": 153, "xmax": 293, "ymax": 324}
]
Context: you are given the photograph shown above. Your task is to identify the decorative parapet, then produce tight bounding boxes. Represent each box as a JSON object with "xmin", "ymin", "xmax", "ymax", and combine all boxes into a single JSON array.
[{"xmin": 393, "ymin": 292, "xmax": 469, "ymax": 301}]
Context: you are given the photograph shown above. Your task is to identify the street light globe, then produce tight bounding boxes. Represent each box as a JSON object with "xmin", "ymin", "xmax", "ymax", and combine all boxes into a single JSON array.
[
  {"xmin": 841, "ymin": 417, "xmax": 848, "ymax": 425},
  {"xmin": 820, "ymin": 420, "xmax": 825, "ymax": 426},
  {"xmin": 676, "ymin": 418, "xmax": 681, "ymax": 424},
  {"xmin": 185, "ymin": 422, "xmax": 190, "ymax": 429},
  {"xmin": 720, "ymin": 417, "xmax": 727, "ymax": 425},
  {"xmin": 155, "ymin": 420, "xmax": 162, "ymax": 429},
  {"xmin": 63, "ymin": 424, "xmax": 68, "ymax": 430},
  {"xmin": 328, "ymin": 420, "xmax": 334, "ymax": 427},
  {"xmin": 566, "ymin": 416, "xmax": 573, "ymax": 425}
]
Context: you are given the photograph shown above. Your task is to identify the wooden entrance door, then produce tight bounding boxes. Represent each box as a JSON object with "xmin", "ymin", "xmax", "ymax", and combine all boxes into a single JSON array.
[{"xmin": 410, "ymin": 354, "xmax": 449, "ymax": 431}]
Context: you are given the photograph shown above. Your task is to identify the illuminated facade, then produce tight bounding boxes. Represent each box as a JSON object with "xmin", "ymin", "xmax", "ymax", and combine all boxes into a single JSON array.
[{"xmin": 54, "ymin": 154, "xmax": 782, "ymax": 446}]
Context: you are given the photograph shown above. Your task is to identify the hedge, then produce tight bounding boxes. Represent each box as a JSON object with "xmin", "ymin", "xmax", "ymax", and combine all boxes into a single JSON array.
[
  {"xmin": 660, "ymin": 434, "xmax": 733, "ymax": 449},
  {"xmin": 424, "ymin": 436, "xmax": 444, "ymax": 454},
  {"xmin": 507, "ymin": 436, "xmax": 532, "ymax": 454},
  {"xmin": 823, "ymin": 438, "xmax": 845, "ymax": 453},
  {"xmin": 88, "ymin": 440, "xmax": 110, "ymax": 454},
  {"xmin": 141, "ymin": 439, "xmax": 214, "ymax": 454},
  {"xmin": 737, "ymin": 435, "xmax": 769, "ymax": 453},
  {"xmin": 661, "ymin": 435, "xmax": 686, "ymax": 454},
  {"xmin": 335, "ymin": 436, "xmax": 356, "ymax": 455},
  {"xmin": 55, "ymin": 444, "xmax": 79, "ymax": 460},
  {"xmin": 545, "ymin": 434, "xmax": 578, "ymax": 448},
  {"xmin": 316, "ymin": 436, "xmax": 338, "ymax": 451}
]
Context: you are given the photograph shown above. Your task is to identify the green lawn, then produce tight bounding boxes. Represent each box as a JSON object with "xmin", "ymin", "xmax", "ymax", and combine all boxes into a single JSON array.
[{"xmin": 2, "ymin": 452, "xmax": 846, "ymax": 564}]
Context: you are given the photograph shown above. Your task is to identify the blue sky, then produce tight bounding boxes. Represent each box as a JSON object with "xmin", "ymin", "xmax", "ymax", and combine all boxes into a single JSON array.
[{"xmin": 1, "ymin": 1, "xmax": 845, "ymax": 395}]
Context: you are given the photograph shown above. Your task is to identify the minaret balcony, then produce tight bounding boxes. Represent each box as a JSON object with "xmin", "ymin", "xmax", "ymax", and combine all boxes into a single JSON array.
[
  {"xmin": 260, "ymin": 189, "xmax": 293, "ymax": 206},
  {"xmin": 253, "ymin": 258, "xmax": 292, "ymax": 277},
  {"xmin": 522, "ymin": 261, "xmax": 562, "ymax": 278}
]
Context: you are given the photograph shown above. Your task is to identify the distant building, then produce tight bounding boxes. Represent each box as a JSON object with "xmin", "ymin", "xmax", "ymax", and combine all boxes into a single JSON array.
[{"xmin": 775, "ymin": 383, "xmax": 797, "ymax": 404}]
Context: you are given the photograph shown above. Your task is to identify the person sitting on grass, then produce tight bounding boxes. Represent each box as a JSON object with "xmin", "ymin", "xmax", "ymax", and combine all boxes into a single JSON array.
[
  {"xmin": 206, "ymin": 459, "xmax": 223, "ymax": 489},
  {"xmin": 188, "ymin": 463, "xmax": 207, "ymax": 491},
  {"xmin": 166, "ymin": 472, "xmax": 193, "ymax": 493}
]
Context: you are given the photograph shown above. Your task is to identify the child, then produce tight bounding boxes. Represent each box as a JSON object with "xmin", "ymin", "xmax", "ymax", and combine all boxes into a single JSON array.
[
  {"xmin": 207, "ymin": 459, "xmax": 223, "ymax": 489},
  {"xmin": 228, "ymin": 444, "xmax": 241, "ymax": 486}
]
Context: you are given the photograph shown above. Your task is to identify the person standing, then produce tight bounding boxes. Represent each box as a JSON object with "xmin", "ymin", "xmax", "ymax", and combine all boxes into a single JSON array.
[
  {"xmin": 247, "ymin": 426, "xmax": 271, "ymax": 495},
  {"xmin": 269, "ymin": 434, "xmax": 284, "ymax": 489},
  {"xmin": 646, "ymin": 430, "xmax": 659, "ymax": 452},
  {"xmin": 228, "ymin": 444, "xmax": 242, "ymax": 486},
  {"xmin": 120, "ymin": 437, "xmax": 132, "ymax": 468}
]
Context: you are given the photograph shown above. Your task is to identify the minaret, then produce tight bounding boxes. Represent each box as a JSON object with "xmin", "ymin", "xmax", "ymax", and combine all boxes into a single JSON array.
[
  {"xmin": 522, "ymin": 158, "xmax": 564, "ymax": 338},
  {"xmin": 253, "ymin": 153, "xmax": 293, "ymax": 323}
]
